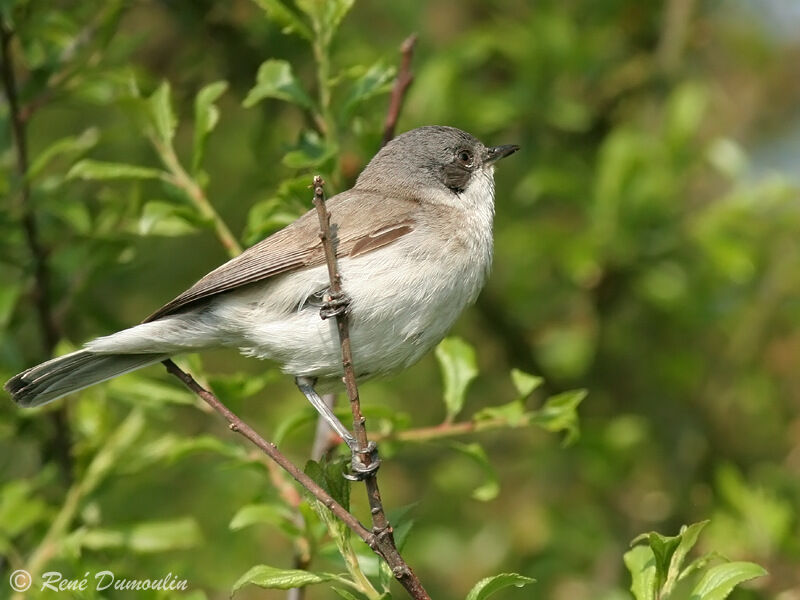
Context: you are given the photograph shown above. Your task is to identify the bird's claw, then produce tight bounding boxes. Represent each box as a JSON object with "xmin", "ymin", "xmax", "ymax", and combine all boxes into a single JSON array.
[
  {"xmin": 343, "ymin": 441, "xmax": 380, "ymax": 481},
  {"xmin": 320, "ymin": 291, "xmax": 350, "ymax": 320}
]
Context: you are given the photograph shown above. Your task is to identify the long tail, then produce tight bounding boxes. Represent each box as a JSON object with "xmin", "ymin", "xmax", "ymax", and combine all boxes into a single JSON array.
[{"xmin": 5, "ymin": 350, "xmax": 168, "ymax": 408}]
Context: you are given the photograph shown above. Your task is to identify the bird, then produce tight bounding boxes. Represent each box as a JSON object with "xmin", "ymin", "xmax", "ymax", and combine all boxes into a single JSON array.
[{"xmin": 5, "ymin": 125, "xmax": 518, "ymax": 476}]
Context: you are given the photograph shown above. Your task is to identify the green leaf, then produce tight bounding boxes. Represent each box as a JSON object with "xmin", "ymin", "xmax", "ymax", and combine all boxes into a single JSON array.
[
  {"xmin": 107, "ymin": 373, "xmax": 196, "ymax": 406},
  {"xmin": 251, "ymin": 0, "xmax": 312, "ymax": 39},
  {"xmin": 529, "ymin": 389, "xmax": 585, "ymax": 444},
  {"xmin": 689, "ymin": 562, "xmax": 767, "ymax": 600},
  {"xmin": 282, "ymin": 130, "xmax": 337, "ymax": 168},
  {"xmin": 243, "ymin": 59, "xmax": 314, "ymax": 109},
  {"xmin": 331, "ymin": 588, "xmax": 361, "ymax": 600},
  {"xmin": 473, "ymin": 399, "xmax": 527, "ymax": 427},
  {"xmin": 645, "ymin": 531, "xmax": 681, "ymax": 590},
  {"xmin": 465, "ymin": 573, "xmax": 535, "ymax": 600},
  {"xmin": 0, "ymin": 480, "xmax": 50, "ymax": 540},
  {"xmin": 148, "ymin": 80, "xmax": 177, "ymax": 143},
  {"xmin": 435, "ymin": 336, "xmax": 478, "ymax": 422},
  {"xmin": 510, "ymin": 369, "xmax": 543, "ymax": 398},
  {"xmin": 130, "ymin": 434, "xmax": 251, "ymax": 470},
  {"xmin": 341, "ymin": 60, "xmax": 396, "ymax": 118},
  {"xmin": 450, "ymin": 442, "xmax": 499, "ymax": 502},
  {"xmin": 27, "ymin": 128, "xmax": 100, "ymax": 180},
  {"xmin": 67, "ymin": 159, "xmax": 166, "ymax": 181},
  {"xmin": 664, "ymin": 521, "xmax": 710, "ymax": 592},
  {"xmin": 136, "ymin": 201, "xmax": 209, "ymax": 236},
  {"xmin": 244, "ymin": 197, "xmax": 305, "ymax": 246},
  {"xmin": 192, "ymin": 80, "xmax": 228, "ymax": 172},
  {"xmin": 229, "ymin": 503, "xmax": 301, "ymax": 538},
  {"xmin": 296, "ymin": 0, "xmax": 355, "ymax": 42},
  {"xmin": 624, "ymin": 545, "xmax": 657, "ymax": 600},
  {"xmin": 304, "ymin": 458, "xmax": 349, "ymax": 511},
  {"xmin": 71, "ymin": 517, "xmax": 202, "ymax": 553},
  {"xmin": 232, "ymin": 565, "xmax": 336, "ymax": 593}
]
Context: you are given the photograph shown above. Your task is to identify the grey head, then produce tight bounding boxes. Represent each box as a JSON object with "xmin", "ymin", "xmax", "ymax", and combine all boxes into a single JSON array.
[{"xmin": 354, "ymin": 126, "xmax": 519, "ymax": 203}]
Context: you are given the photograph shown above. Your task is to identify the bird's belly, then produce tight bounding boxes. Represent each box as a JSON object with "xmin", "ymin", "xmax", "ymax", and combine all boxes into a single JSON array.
[{"xmin": 221, "ymin": 241, "xmax": 488, "ymax": 382}]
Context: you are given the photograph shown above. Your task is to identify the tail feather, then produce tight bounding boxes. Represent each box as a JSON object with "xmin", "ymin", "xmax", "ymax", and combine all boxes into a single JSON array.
[{"xmin": 5, "ymin": 350, "xmax": 167, "ymax": 408}]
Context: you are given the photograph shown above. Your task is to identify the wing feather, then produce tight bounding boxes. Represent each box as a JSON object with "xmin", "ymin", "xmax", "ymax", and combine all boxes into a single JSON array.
[{"xmin": 143, "ymin": 190, "xmax": 416, "ymax": 322}]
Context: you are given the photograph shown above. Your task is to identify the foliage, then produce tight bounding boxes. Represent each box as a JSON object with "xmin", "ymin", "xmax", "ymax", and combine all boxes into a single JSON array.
[{"xmin": 1, "ymin": 0, "xmax": 798, "ymax": 599}]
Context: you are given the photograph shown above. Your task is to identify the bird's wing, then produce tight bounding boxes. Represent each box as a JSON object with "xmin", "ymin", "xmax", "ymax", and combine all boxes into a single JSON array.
[{"xmin": 143, "ymin": 190, "xmax": 417, "ymax": 322}]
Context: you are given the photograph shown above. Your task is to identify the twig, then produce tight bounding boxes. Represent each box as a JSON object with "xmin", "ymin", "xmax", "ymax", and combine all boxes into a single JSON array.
[
  {"xmin": 311, "ymin": 177, "xmax": 430, "ymax": 599},
  {"xmin": 1, "ymin": 21, "xmax": 73, "ymax": 482},
  {"xmin": 151, "ymin": 136, "xmax": 242, "ymax": 258},
  {"xmin": 382, "ymin": 34, "xmax": 417, "ymax": 147},
  {"xmin": 161, "ymin": 358, "xmax": 430, "ymax": 597}
]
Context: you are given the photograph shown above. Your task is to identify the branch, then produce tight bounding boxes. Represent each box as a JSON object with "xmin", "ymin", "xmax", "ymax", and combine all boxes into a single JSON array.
[
  {"xmin": 381, "ymin": 34, "xmax": 417, "ymax": 147},
  {"xmin": 161, "ymin": 358, "xmax": 429, "ymax": 596},
  {"xmin": 1, "ymin": 21, "xmax": 73, "ymax": 482},
  {"xmin": 152, "ymin": 136, "xmax": 242, "ymax": 258},
  {"xmin": 311, "ymin": 177, "xmax": 430, "ymax": 599}
]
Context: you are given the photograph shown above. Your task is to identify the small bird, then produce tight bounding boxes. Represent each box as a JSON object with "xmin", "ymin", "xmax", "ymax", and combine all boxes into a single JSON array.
[{"xmin": 5, "ymin": 125, "xmax": 518, "ymax": 475}]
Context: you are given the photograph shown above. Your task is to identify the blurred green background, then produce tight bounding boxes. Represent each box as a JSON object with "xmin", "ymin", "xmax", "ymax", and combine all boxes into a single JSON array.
[{"xmin": 1, "ymin": 0, "xmax": 799, "ymax": 598}]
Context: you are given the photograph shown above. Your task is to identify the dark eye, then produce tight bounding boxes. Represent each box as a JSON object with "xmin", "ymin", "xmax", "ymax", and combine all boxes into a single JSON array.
[{"xmin": 457, "ymin": 149, "xmax": 474, "ymax": 167}]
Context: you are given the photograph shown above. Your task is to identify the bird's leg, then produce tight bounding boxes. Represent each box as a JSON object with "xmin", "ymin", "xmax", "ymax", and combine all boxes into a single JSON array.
[
  {"xmin": 295, "ymin": 376, "xmax": 380, "ymax": 480},
  {"xmin": 319, "ymin": 290, "xmax": 350, "ymax": 320}
]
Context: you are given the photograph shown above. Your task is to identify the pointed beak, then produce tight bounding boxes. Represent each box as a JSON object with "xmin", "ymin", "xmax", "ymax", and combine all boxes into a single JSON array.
[{"xmin": 485, "ymin": 144, "xmax": 520, "ymax": 164}]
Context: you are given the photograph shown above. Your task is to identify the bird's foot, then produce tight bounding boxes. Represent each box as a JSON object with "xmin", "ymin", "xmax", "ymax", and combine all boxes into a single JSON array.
[
  {"xmin": 320, "ymin": 291, "xmax": 350, "ymax": 320},
  {"xmin": 343, "ymin": 441, "xmax": 381, "ymax": 481}
]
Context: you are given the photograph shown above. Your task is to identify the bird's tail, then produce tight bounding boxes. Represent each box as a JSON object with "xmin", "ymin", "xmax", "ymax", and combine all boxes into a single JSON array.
[{"xmin": 5, "ymin": 350, "xmax": 168, "ymax": 408}]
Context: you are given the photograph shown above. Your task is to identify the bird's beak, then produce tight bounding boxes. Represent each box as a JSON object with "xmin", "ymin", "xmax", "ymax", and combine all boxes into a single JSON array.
[{"xmin": 485, "ymin": 144, "xmax": 520, "ymax": 164}]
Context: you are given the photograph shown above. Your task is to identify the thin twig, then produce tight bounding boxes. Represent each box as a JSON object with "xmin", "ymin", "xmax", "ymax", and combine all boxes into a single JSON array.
[
  {"xmin": 151, "ymin": 136, "xmax": 242, "ymax": 258},
  {"xmin": 1, "ymin": 21, "xmax": 73, "ymax": 482},
  {"xmin": 382, "ymin": 34, "xmax": 417, "ymax": 147},
  {"xmin": 161, "ymin": 358, "xmax": 432, "ymax": 596},
  {"xmin": 311, "ymin": 177, "xmax": 430, "ymax": 599}
]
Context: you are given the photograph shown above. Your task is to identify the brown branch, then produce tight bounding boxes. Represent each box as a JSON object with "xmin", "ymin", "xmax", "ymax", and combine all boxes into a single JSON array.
[
  {"xmin": 381, "ymin": 34, "xmax": 417, "ymax": 147},
  {"xmin": 161, "ymin": 361, "xmax": 375, "ymax": 537},
  {"xmin": 1, "ymin": 21, "xmax": 73, "ymax": 482},
  {"xmin": 311, "ymin": 177, "xmax": 430, "ymax": 599}
]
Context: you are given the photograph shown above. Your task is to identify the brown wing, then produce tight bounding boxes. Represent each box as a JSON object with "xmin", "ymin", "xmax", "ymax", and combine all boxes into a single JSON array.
[{"xmin": 143, "ymin": 190, "xmax": 417, "ymax": 322}]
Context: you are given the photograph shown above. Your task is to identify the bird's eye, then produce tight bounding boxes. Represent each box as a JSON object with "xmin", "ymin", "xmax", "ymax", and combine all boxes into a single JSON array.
[{"xmin": 457, "ymin": 149, "xmax": 474, "ymax": 167}]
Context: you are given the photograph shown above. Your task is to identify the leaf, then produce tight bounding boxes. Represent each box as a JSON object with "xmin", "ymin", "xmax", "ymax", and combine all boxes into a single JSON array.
[
  {"xmin": 282, "ymin": 130, "xmax": 337, "ymax": 168},
  {"xmin": 689, "ymin": 562, "xmax": 767, "ymax": 600},
  {"xmin": 0, "ymin": 480, "xmax": 50, "ymax": 539},
  {"xmin": 244, "ymin": 197, "xmax": 305, "ymax": 246},
  {"xmin": 232, "ymin": 565, "xmax": 336, "ymax": 593},
  {"xmin": 107, "ymin": 374, "xmax": 196, "ymax": 407},
  {"xmin": 243, "ymin": 59, "xmax": 314, "ymax": 109},
  {"xmin": 71, "ymin": 517, "xmax": 202, "ymax": 553},
  {"xmin": 136, "ymin": 201, "xmax": 209, "ymax": 236},
  {"xmin": 664, "ymin": 521, "xmax": 710, "ymax": 592},
  {"xmin": 530, "ymin": 389, "xmax": 585, "ymax": 444},
  {"xmin": 450, "ymin": 442, "xmax": 499, "ymax": 502},
  {"xmin": 27, "ymin": 128, "xmax": 100, "ymax": 180},
  {"xmin": 624, "ymin": 545, "xmax": 657, "ymax": 600},
  {"xmin": 645, "ymin": 531, "xmax": 681, "ymax": 590},
  {"xmin": 130, "ymin": 434, "xmax": 251, "ymax": 470},
  {"xmin": 229, "ymin": 503, "xmax": 301, "ymax": 538},
  {"xmin": 304, "ymin": 458, "xmax": 349, "ymax": 511},
  {"xmin": 465, "ymin": 573, "xmax": 535, "ymax": 600},
  {"xmin": 341, "ymin": 60, "xmax": 396, "ymax": 118},
  {"xmin": 435, "ymin": 337, "xmax": 478, "ymax": 422},
  {"xmin": 148, "ymin": 80, "xmax": 177, "ymax": 143},
  {"xmin": 192, "ymin": 80, "xmax": 228, "ymax": 172},
  {"xmin": 510, "ymin": 369, "xmax": 543, "ymax": 398},
  {"xmin": 332, "ymin": 588, "xmax": 361, "ymax": 600},
  {"xmin": 473, "ymin": 399, "xmax": 527, "ymax": 427},
  {"xmin": 67, "ymin": 159, "xmax": 166, "ymax": 181},
  {"xmin": 251, "ymin": 0, "xmax": 312, "ymax": 39}
]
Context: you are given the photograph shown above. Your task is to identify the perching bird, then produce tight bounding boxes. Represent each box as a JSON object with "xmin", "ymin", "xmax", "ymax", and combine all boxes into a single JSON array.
[{"xmin": 5, "ymin": 125, "xmax": 518, "ymax": 476}]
